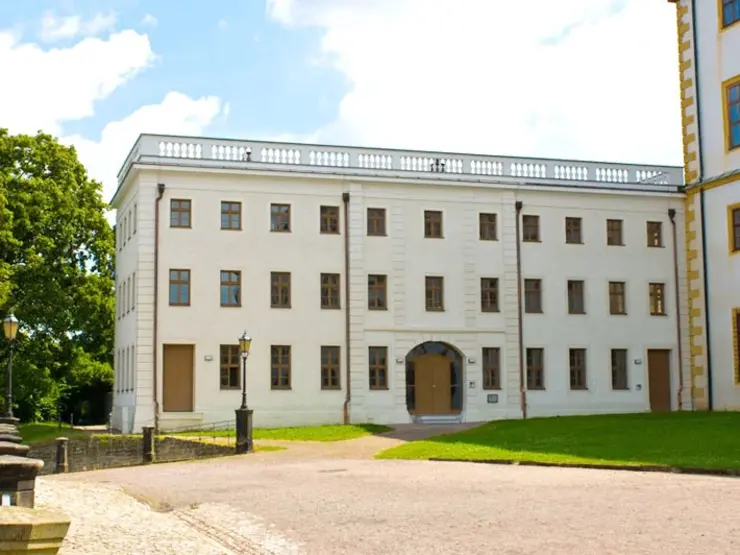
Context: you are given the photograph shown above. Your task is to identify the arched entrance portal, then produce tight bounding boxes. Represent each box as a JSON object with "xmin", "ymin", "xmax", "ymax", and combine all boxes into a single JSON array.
[{"xmin": 405, "ymin": 342, "xmax": 463, "ymax": 416}]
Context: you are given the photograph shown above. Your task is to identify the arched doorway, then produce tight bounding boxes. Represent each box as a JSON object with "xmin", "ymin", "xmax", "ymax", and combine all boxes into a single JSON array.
[{"xmin": 405, "ymin": 342, "xmax": 463, "ymax": 416}]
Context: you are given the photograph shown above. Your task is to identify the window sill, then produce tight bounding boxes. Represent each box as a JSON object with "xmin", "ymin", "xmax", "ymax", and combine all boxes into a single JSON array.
[
  {"xmin": 568, "ymin": 311, "xmax": 586, "ymax": 315},
  {"xmin": 482, "ymin": 387, "xmax": 502, "ymax": 391},
  {"xmin": 522, "ymin": 239, "xmax": 541, "ymax": 243},
  {"xmin": 479, "ymin": 237, "xmax": 499, "ymax": 242},
  {"xmin": 569, "ymin": 387, "xmax": 589, "ymax": 391},
  {"xmin": 647, "ymin": 245, "xmax": 665, "ymax": 248},
  {"xmin": 612, "ymin": 387, "xmax": 630, "ymax": 391},
  {"xmin": 270, "ymin": 386, "xmax": 292, "ymax": 391},
  {"xmin": 220, "ymin": 304, "xmax": 242, "ymax": 308},
  {"xmin": 321, "ymin": 387, "xmax": 342, "ymax": 391},
  {"xmin": 607, "ymin": 243, "xmax": 625, "ymax": 247},
  {"xmin": 367, "ymin": 233, "xmax": 388, "ymax": 237},
  {"xmin": 527, "ymin": 387, "xmax": 545, "ymax": 391},
  {"xmin": 169, "ymin": 303, "xmax": 191, "ymax": 307},
  {"xmin": 270, "ymin": 229, "xmax": 292, "ymax": 233},
  {"xmin": 271, "ymin": 305, "xmax": 292, "ymax": 309},
  {"xmin": 610, "ymin": 312, "xmax": 628, "ymax": 316},
  {"xmin": 321, "ymin": 306, "xmax": 342, "ymax": 310},
  {"xmin": 426, "ymin": 308, "xmax": 445, "ymax": 312},
  {"xmin": 368, "ymin": 307, "xmax": 388, "ymax": 311},
  {"xmin": 369, "ymin": 387, "xmax": 390, "ymax": 391},
  {"xmin": 481, "ymin": 309, "xmax": 501, "ymax": 314},
  {"xmin": 320, "ymin": 231, "xmax": 341, "ymax": 235},
  {"xmin": 565, "ymin": 241, "xmax": 584, "ymax": 245},
  {"xmin": 220, "ymin": 387, "xmax": 241, "ymax": 391},
  {"xmin": 220, "ymin": 227, "xmax": 243, "ymax": 232},
  {"xmin": 650, "ymin": 313, "xmax": 668, "ymax": 317},
  {"xmin": 524, "ymin": 310, "xmax": 544, "ymax": 315}
]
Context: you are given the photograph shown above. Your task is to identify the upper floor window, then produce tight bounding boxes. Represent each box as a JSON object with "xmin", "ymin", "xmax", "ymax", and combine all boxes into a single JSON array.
[
  {"xmin": 368, "ymin": 346, "xmax": 388, "ymax": 390},
  {"xmin": 220, "ymin": 345, "xmax": 240, "ymax": 390},
  {"xmin": 170, "ymin": 199, "xmax": 191, "ymax": 228},
  {"xmin": 367, "ymin": 208, "xmax": 386, "ymax": 236},
  {"xmin": 270, "ymin": 204, "xmax": 291, "ymax": 232},
  {"xmin": 270, "ymin": 345, "xmax": 292, "ymax": 390},
  {"xmin": 271, "ymin": 272, "xmax": 291, "ymax": 308},
  {"xmin": 321, "ymin": 346, "xmax": 341, "ymax": 390},
  {"xmin": 320, "ymin": 273, "xmax": 341, "ymax": 309},
  {"xmin": 721, "ymin": 0, "xmax": 740, "ymax": 28},
  {"xmin": 565, "ymin": 217, "xmax": 582, "ymax": 244},
  {"xmin": 567, "ymin": 280, "xmax": 585, "ymax": 314},
  {"xmin": 730, "ymin": 205, "xmax": 740, "ymax": 252},
  {"xmin": 524, "ymin": 278, "xmax": 542, "ymax": 313},
  {"xmin": 480, "ymin": 277, "xmax": 499, "ymax": 313},
  {"xmin": 526, "ymin": 348, "xmax": 545, "ymax": 390},
  {"xmin": 609, "ymin": 281, "xmax": 626, "ymax": 315},
  {"xmin": 482, "ymin": 347, "xmax": 501, "ymax": 390},
  {"xmin": 220, "ymin": 270, "xmax": 241, "ymax": 307},
  {"xmin": 646, "ymin": 221, "xmax": 663, "ymax": 247},
  {"xmin": 368, "ymin": 274, "xmax": 388, "ymax": 310},
  {"xmin": 725, "ymin": 77, "xmax": 740, "ymax": 150},
  {"xmin": 424, "ymin": 210, "xmax": 443, "ymax": 238},
  {"xmin": 133, "ymin": 204, "xmax": 137, "ymax": 234},
  {"xmin": 649, "ymin": 283, "xmax": 666, "ymax": 316},
  {"xmin": 221, "ymin": 201, "xmax": 242, "ymax": 230},
  {"xmin": 127, "ymin": 211, "xmax": 132, "ymax": 240},
  {"xmin": 479, "ymin": 213, "xmax": 497, "ymax": 240},
  {"xmin": 425, "ymin": 276, "xmax": 444, "ymax": 311},
  {"xmin": 606, "ymin": 219, "xmax": 623, "ymax": 246},
  {"xmin": 169, "ymin": 269, "xmax": 191, "ymax": 306},
  {"xmin": 522, "ymin": 215, "xmax": 540, "ymax": 242},
  {"xmin": 320, "ymin": 206, "xmax": 340, "ymax": 234}
]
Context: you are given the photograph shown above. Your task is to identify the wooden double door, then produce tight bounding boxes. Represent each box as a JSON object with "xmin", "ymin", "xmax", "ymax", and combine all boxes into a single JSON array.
[{"xmin": 414, "ymin": 354, "xmax": 455, "ymax": 415}]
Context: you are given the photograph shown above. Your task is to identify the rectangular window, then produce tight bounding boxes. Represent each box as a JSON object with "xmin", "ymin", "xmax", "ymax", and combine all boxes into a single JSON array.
[
  {"xmin": 368, "ymin": 346, "xmax": 388, "ymax": 390},
  {"xmin": 170, "ymin": 199, "xmax": 191, "ymax": 228},
  {"xmin": 522, "ymin": 215, "xmax": 540, "ymax": 242},
  {"xmin": 321, "ymin": 346, "xmax": 341, "ymax": 390},
  {"xmin": 569, "ymin": 348, "xmax": 587, "ymax": 390},
  {"xmin": 124, "ymin": 216, "xmax": 128, "ymax": 244},
  {"xmin": 128, "ymin": 276, "xmax": 133, "ymax": 312},
  {"xmin": 480, "ymin": 277, "xmax": 499, "ymax": 312},
  {"xmin": 270, "ymin": 272, "xmax": 291, "ymax": 308},
  {"xmin": 127, "ymin": 211, "xmax": 132, "ymax": 240},
  {"xmin": 722, "ymin": 0, "xmax": 740, "ymax": 28},
  {"xmin": 131, "ymin": 272, "xmax": 136, "ymax": 310},
  {"xmin": 479, "ymin": 213, "xmax": 497, "ymax": 240},
  {"xmin": 221, "ymin": 201, "xmax": 242, "ymax": 230},
  {"xmin": 320, "ymin": 273, "xmax": 341, "ymax": 309},
  {"xmin": 730, "ymin": 205, "xmax": 740, "ymax": 252},
  {"xmin": 425, "ymin": 276, "xmax": 444, "ymax": 311},
  {"xmin": 367, "ymin": 208, "xmax": 386, "ymax": 236},
  {"xmin": 219, "ymin": 345, "xmax": 240, "ymax": 389},
  {"xmin": 567, "ymin": 280, "xmax": 585, "ymax": 314},
  {"xmin": 220, "ymin": 270, "xmax": 241, "ymax": 307},
  {"xmin": 649, "ymin": 283, "xmax": 666, "ymax": 315},
  {"xmin": 270, "ymin": 203, "xmax": 291, "ymax": 232},
  {"xmin": 169, "ymin": 269, "xmax": 190, "ymax": 306},
  {"xmin": 482, "ymin": 347, "xmax": 500, "ymax": 390},
  {"xmin": 565, "ymin": 217, "xmax": 582, "ymax": 244},
  {"xmin": 424, "ymin": 210, "xmax": 443, "ymax": 238},
  {"xmin": 611, "ymin": 349, "xmax": 629, "ymax": 390},
  {"xmin": 320, "ymin": 205, "xmax": 340, "ymax": 234},
  {"xmin": 526, "ymin": 348, "xmax": 544, "ymax": 390},
  {"xmin": 524, "ymin": 279, "xmax": 542, "ymax": 313},
  {"xmin": 607, "ymin": 219, "xmax": 623, "ymax": 245},
  {"xmin": 133, "ymin": 204, "xmax": 137, "ymax": 234},
  {"xmin": 609, "ymin": 281, "xmax": 626, "ymax": 315},
  {"xmin": 368, "ymin": 274, "xmax": 387, "ymax": 310},
  {"xmin": 727, "ymin": 77, "xmax": 740, "ymax": 149},
  {"xmin": 646, "ymin": 221, "xmax": 663, "ymax": 247},
  {"xmin": 270, "ymin": 345, "xmax": 291, "ymax": 389}
]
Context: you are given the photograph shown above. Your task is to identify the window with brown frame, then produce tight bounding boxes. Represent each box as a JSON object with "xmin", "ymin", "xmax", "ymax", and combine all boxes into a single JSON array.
[
  {"xmin": 606, "ymin": 219, "xmax": 623, "ymax": 246},
  {"xmin": 270, "ymin": 345, "xmax": 291, "ymax": 389},
  {"xmin": 425, "ymin": 276, "xmax": 444, "ymax": 311},
  {"xmin": 649, "ymin": 282, "xmax": 666, "ymax": 315},
  {"xmin": 123, "ymin": 216, "xmax": 127, "ymax": 245},
  {"xmin": 321, "ymin": 346, "xmax": 341, "ymax": 390},
  {"xmin": 221, "ymin": 201, "xmax": 242, "ymax": 230},
  {"xmin": 524, "ymin": 279, "xmax": 542, "ymax": 313},
  {"xmin": 482, "ymin": 347, "xmax": 500, "ymax": 389},
  {"xmin": 522, "ymin": 215, "xmax": 540, "ymax": 242},
  {"xmin": 567, "ymin": 280, "xmax": 585, "ymax": 314},
  {"xmin": 424, "ymin": 210, "xmax": 443, "ymax": 238},
  {"xmin": 127, "ymin": 211, "xmax": 132, "ymax": 240},
  {"xmin": 646, "ymin": 221, "xmax": 663, "ymax": 247},
  {"xmin": 169, "ymin": 269, "xmax": 190, "ymax": 306},
  {"xmin": 526, "ymin": 348, "xmax": 544, "ymax": 390},
  {"xmin": 219, "ymin": 345, "xmax": 240, "ymax": 389},
  {"xmin": 320, "ymin": 205, "xmax": 340, "ymax": 234},
  {"xmin": 731, "ymin": 207, "xmax": 740, "ymax": 252},
  {"xmin": 220, "ymin": 270, "xmax": 241, "ymax": 307},
  {"xmin": 565, "ymin": 217, "xmax": 582, "ymax": 244},
  {"xmin": 320, "ymin": 273, "xmax": 341, "ymax": 309},
  {"xmin": 727, "ymin": 77, "xmax": 740, "ymax": 148},
  {"xmin": 133, "ymin": 204, "xmax": 137, "ymax": 234},
  {"xmin": 722, "ymin": 0, "xmax": 740, "ymax": 28},
  {"xmin": 609, "ymin": 281, "xmax": 626, "ymax": 315},
  {"xmin": 270, "ymin": 203, "xmax": 291, "ymax": 232},
  {"xmin": 368, "ymin": 346, "xmax": 388, "ymax": 390},
  {"xmin": 368, "ymin": 274, "xmax": 387, "ymax": 310},
  {"xmin": 367, "ymin": 208, "xmax": 386, "ymax": 236},
  {"xmin": 611, "ymin": 349, "xmax": 629, "ymax": 390},
  {"xmin": 170, "ymin": 199, "xmax": 191, "ymax": 228},
  {"xmin": 131, "ymin": 272, "xmax": 136, "ymax": 310},
  {"xmin": 480, "ymin": 277, "xmax": 499, "ymax": 312},
  {"xmin": 569, "ymin": 348, "xmax": 587, "ymax": 390},
  {"xmin": 479, "ymin": 213, "xmax": 497, "ymax": 240},
  {"xmin": 271, "ymin": 272, "xmax": 291, "ymax": 308}
]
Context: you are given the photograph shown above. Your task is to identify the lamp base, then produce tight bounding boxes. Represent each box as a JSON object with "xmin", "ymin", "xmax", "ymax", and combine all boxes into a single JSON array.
[{"xmin": 235, "ymin": 408, "xmax": 253, "ymax": 454}]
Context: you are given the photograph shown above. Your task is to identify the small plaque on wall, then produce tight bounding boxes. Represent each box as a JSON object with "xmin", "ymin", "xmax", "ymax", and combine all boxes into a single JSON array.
[{"xmin": 487, "ymin": 394, "xmax": 499, "ymax": 404}]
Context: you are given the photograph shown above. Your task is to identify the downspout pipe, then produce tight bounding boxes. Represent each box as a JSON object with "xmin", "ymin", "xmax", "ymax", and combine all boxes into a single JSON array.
[
  {"xmin": 153, "ymin": 182, "xmax": 165, "ymax": 433},
  {"xmin": 668, "ymin": 209, "xmax": 685, "ymax": 410},
  {"xmin": 341, "ymin": 192, "xmax": 352, "ymax": 424},
  {"xmin": 690, "ymin": 0, "xmax": 713, "ymax": 409},
  {"xmin": 514, "ymin": 200, "xmax": 527, "ymax": 419}
]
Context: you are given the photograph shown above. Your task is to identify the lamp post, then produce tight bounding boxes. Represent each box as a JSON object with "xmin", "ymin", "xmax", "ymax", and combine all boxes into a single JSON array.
[
  {"xmin": 235, "ymin": 331, "xmax": 253, "ymax": 454},
  {"xmin": 3, "ymin": 313, "xmax": 19, "ymax": 418}
]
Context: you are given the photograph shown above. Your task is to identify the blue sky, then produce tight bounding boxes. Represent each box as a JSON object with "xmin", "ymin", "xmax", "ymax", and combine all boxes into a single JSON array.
[{"xmin": 0, "ymin": 0, "xmax": 683, "ymax": 202}]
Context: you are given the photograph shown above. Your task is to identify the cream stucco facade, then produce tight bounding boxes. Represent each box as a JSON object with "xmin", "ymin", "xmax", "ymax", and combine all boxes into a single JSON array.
[
  {"xmin": 671, "ymin": 0, "xmax": 740, "ymax": 410},
  {"xmin": 110, "ymin": 135, "xmax": 688, "ymax": 433}
]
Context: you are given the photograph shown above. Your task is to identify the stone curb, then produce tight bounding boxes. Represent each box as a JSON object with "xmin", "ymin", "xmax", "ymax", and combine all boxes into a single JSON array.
[{"xmin": 427, "ymin": 458, "xmax": 740, "ymax": 477}]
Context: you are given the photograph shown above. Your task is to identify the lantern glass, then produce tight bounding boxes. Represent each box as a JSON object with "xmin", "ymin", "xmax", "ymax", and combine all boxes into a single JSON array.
[
  {"xmin": 238, "ymin": 331, "xmax": 252, "ymax": 356},
  {"xmin": 2, "ymin": 313, "xmax": 18, "ymax": 340}
]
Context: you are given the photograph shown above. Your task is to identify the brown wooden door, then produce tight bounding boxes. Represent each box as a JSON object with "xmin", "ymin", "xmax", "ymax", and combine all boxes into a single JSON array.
[
  {"xmin": 647, "ymin": 349, "xmax": 671, "ymax": 412},
  {"xmin": 163, "ymin": 344, "xmax": 195, "ymax": 412},
  {"xmin": 431, "ymin": 358, "xmax": 452, "ymax": 414},
  {"xmin": 414, "ymin": 354, "xmax": 452, "ymax": 415}
]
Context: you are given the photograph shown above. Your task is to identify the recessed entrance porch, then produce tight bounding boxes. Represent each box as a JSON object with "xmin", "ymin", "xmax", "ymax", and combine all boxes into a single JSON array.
[{"xmin": 405, "ymin": 341, "xmax": 463, "ymax": 420}]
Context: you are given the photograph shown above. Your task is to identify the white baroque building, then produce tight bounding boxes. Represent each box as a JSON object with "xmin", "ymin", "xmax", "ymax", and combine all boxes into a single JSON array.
[
  {"xmin": 671, "ymin": 0, "xmax": 740, "ymax": 410},
  {"xmin": 110, "ymin": 134, "xmax": 689, "ymax": 433}
]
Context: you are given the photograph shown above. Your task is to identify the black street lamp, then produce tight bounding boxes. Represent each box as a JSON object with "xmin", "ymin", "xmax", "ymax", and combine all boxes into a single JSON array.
[
  {"xmin": 235, "ymin": 331, "xmax": 253, "ymax": 454},
  {"xmin": 3, "ymin": 313, "xmax": 19, "ymax": 418}
]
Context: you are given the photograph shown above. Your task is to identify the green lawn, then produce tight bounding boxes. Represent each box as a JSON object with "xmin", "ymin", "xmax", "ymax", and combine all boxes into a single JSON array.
[
  {"xmin": 172, "ymin": 423, "xmax": 391, "ymax": 442},
  {"xmin": 19, "ymin": 422, "xmax": 91, "ymax": 445},
  {"xmin": 376, "ymin": 412, "xmax": 740, "ymax": 470}
]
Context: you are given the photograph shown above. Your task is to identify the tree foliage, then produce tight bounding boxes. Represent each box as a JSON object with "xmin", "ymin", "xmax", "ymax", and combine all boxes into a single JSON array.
[{"xmin": 0, "ymin": 129, "xmax": 114, "ymax": 422}]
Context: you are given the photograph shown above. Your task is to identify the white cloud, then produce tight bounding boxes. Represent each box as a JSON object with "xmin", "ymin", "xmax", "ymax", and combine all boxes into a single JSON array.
[
  {"xmin": 40, "ymin": 11, "xmax": 117, "ymax": 42},
  {"xmin": 218, "ymin": 19, "xmax": 229, "ymax": 30},
  {"xmin": 267, "ymin": 0, "xmax": 683, "ymax": 166},
  {"xmin": 141, "ymin": 14, "xmax": 158, "ymax": 27}
]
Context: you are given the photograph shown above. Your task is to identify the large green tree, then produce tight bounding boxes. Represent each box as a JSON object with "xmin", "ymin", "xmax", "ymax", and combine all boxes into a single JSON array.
[{"xmin": 0, "ymin": 129, "xmax": 115, "ymax": 422}]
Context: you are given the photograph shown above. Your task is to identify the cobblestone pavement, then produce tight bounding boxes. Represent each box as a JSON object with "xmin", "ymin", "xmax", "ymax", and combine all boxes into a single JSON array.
[{"xmin": 45, "ymin": 428, "xmax": 740, "ymax": 555}]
